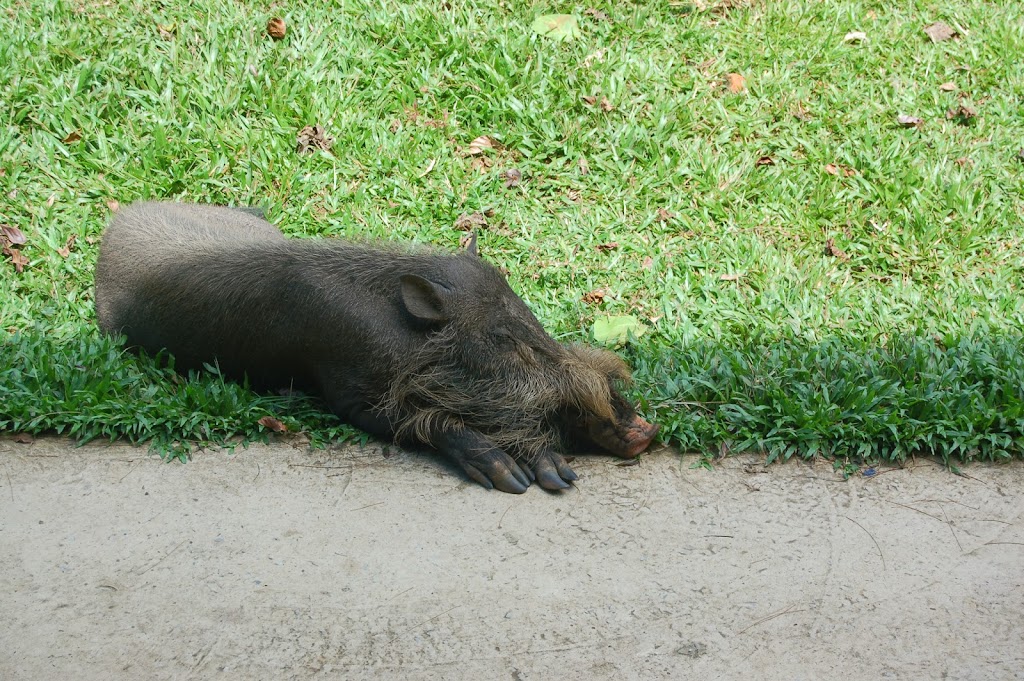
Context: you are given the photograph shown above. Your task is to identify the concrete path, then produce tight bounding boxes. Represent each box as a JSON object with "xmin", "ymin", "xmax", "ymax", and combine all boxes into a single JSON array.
[{"xmin": 2, "ymin": 437, "xmax": 1022, "ymax": 680}]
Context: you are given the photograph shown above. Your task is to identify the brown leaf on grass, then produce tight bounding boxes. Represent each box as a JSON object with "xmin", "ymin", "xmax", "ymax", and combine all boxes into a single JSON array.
[
  {"xmin": 924, "ymin": 21, "xmax": 957, "ymax": 42},
  {"xmin": 503, "ymin": 168, "xmax": 522, "ymax": 188},
  {"xmin": 939, "ymin": 81, "xmax": 957, "ymax": 92},
  {"xmin": 296, "ymin": 125, "xmax": 333, "ymax": 154},
  {"xmin": 467, "ymin": 135, "xmax": 496, "ymax": 156},
  {"xmin": 1, "ymin": 224, "xmax": 26, "ymax": 245},
  {"xmin": 266, "ymin": 17, "xmax": 286, "ymax": 40},
  {"xmin": 600, "ymin": 97, "xmax": 614, "ymax": 112},
  {"xmin": 582, "ymin": 288, "xmax": 607, "ymax": 304},
  {"xmin": 454, "ymin": 211, "xmax": 488, "ymax": 231},
  {"xmin": 258, "ymin": 416, "xmax": 288, "ymax": 433},
  {"xmin": 56, "ymin": 234, "xmax": 77, "ymax": 258},
  {"xmin": 824, "ymin": 238, "xmax": 850, "ymax": 262},
  {"xmin": 824, "ymin": 163, "xmax": 856, "ymax": 177},
  {"xmin": 655, "ymin": 207, "xmax": 673, "ymax": 222},
  {"xmin": 566, "ymin": 188, "xmax": 582, "ymax": 202},
  {"xmin": 62, "ymin": 131, "xmax": 82, "ymax": 145},
  {"xmin": 945, "ymin": 104, "xmax": 976, "ymax": 124},
  {"xmin": 584, "ymin": 8, "xmax": 610, "ymax": 22},
  {"xmin": 581, "ymin": 95, "xmax": 597, "ymax": 106},
  {"xmin": 726, "ymin": 73, "xmax": 746, "ymax": 93},
  {"xmin": 458, "ymin": 232, "xmax": 478, "ymax": 252},
  {"xmin": 470, "ymin": 156, "xmax": 493, "ymax": 173},
  {"xmin": 719, "ymin": 273, "xmax": 741, "ymax": 281},
  {"xmin": 755, "ymin": 155, "xmax": 774, "ymax": 166},
  {"xmin": 954, "ymin": 156, "xmax": 972, "ymax": 167},
  {"xmin": 3, "ymin": 244, "xmax": 28, "ymax": 273},
  {"xmin": 843, "ymin": 31, "xmax": 867, "ymax": 43},
  {"xmin": 106, "ymin": 199, "xmax": 119, "ymax": 212},
  {"xmin": 596, "ymin": 242, "xmax": 619, "ymax": 252},
  {"xmin": 642, "ymin": 256, "xmax": 654, "ymax": 269},
  {"xmin": 578, "ymin": 156, "xmax": 590, "ymax": 175},
  {"xmin": 897, "ymin": 114, "xmax": 924, "ymax": 128},
  {"xmin": 12, "ymin": 433, "xmax": 34, "ymax": 444},
  {"xmin": 582, "ymin": 49, "xmax": 606, "ymax": 68}
]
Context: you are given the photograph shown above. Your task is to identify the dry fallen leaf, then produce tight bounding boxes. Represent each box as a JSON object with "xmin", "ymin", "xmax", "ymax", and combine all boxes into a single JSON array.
[
  {"xmin": 56, "ymin": 234, "xmax": 77, "ymax": 258},
  {"xmin": 939, "ymin": 81, "xmax": 957, "ymax": 92},
  {"xmin": 954, "ymin": 156, "xmax": 972, "ymax": 167},
  {"xmin": 503, "ymin": 168, "xmax": 522, "ymax": 189},
  {"xmin": 843, "ymin": 31, "xmax": 867, "ymax": 43},
  {"xmin": 582, "ymin": 288, "xmax": 607, "ymax": 304},
  {"xmin": 924, "ymin": 21, "xmax": 957, "ymax": 42},
  {"xmin": 656, "ymin": 207, "xmax": 673, "ymax": 222},
  {"xmin": 62, "ymin": 131, "xmax": 82, "ymax": 145},
  {"xmin": 824, "ymin": 163, "xmax": 856, "ymax": 177},
  {"xmin": 296, "ymin": 125, "xmax": 333, "ymax": 154},
  {"xmin": 596, "ymin": 242, "xmax": 619, "ymax": 252},
  {"xmin": 581, "ymin": 95, "xmax": 597, "ymax": 106},
  {"xmin": 726, "ymin": 73, "xmax": 746, "ymax": 93},
  {"xmin": 106, "ymin": 199, "xmax": 119, "ymax": 212},
  {"xmin": 755, "ymin": 155, "xmax": 775, "ymax": 166},
  {"xmin": 1, "ymin": 224, "xmax": 26, "ymax": 245},
  {"xmin": 267, "ymin": 17, "xmax": 286, "ymax": 40},
  {"xmin": 642, "ymin": 256, "xmax": 654, "ymax": 269},
  {"xmin": 467, "ymin": 135, "xmax": 495, "ymax": 156},
  {"xmin": 3, "ymin": 244, "xmax": 28, "ymax": 273},
  {"xmin": 12, "ymin": 433, "xmax": 34, "ymax": 444},
  {"xmin": 946, "ymin": 104, "xmax": 976, "ymax": 124},
  {"xmin": 578, "ymin": 156, "xmax": 590, "ymax": 175},
  {"xmin": 719, "ymin": 273, "xmax": 741, "ymax": 281},
  {"xmin": 417, "ymin": 158, "xmax": 437, "ymax": 178},
  {"xmin": 470, "ymin": 156, "xmax": 493, "ymax": 173},
  {"xmin": 454, "ymin": 211, "xmax": 488, "ymax": 231},
  {"xmin": 566, "ymin": 188, "xmax": 582, "ymax": 202},
  {"xmin": 825, "ymin": 238, "xmax": 850, "ymax": 262},
  {"xmin": 600, "ymin": 97, "xmax": 614, "ymax": 112},
  {"xmin": 584, "ymin": 8, "xmax": 610, "ymax": 22},
  {"xmin": 258, "ymin": 416, "xmax": 288, "ymax": 433},
  {"xmin": 897, "ymin": 114, "xmax": 924, "ymax": 128}
]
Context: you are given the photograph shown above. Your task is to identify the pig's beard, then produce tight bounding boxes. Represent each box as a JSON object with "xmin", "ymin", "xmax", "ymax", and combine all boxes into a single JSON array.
[{"xmin": 381, "ymin": 327, "xmax": 624, "ymax": 463}]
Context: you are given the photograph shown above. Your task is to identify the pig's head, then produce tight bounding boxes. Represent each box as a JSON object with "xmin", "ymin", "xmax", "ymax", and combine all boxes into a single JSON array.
[{"xmin": 386, "ymin": 247, "xmax": 658, "ymax": 462}]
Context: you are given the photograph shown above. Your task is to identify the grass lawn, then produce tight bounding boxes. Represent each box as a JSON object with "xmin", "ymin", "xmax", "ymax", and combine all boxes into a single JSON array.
[{"xmin": 2, "ymin": 0, "xmax": 1023, "ymax": 469}]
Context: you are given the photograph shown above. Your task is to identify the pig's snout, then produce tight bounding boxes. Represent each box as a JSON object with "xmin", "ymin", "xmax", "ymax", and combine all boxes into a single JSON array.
[
  {"xmin": 584, "ymin": 411, "xmax": 660, "ymax": 459},
  {"xmin": 619, "ymin": 416, "xmax": 660, "ymax": 458}
]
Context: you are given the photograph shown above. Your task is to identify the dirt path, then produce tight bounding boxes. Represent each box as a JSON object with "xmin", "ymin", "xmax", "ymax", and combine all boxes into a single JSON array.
[{"xmin": 1, "ymin": 437, "xmax": 1022, "ymax": 680}]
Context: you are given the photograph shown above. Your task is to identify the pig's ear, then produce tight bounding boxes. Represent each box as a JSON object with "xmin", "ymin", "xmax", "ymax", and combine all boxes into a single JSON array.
[{"xmin": 399, "ymin": 275, "xmax": 450, "ymax": 323}]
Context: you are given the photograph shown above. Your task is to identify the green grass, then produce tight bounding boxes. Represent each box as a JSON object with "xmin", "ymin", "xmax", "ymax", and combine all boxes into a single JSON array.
[{"xmin": 2, "ymin": 0, "xmax": 1023, "ymax": 468}]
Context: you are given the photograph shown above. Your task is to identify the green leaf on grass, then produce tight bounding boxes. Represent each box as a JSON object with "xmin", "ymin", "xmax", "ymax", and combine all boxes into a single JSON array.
[
  {"xmin": 531, "ymin": 14, "xmax": 581, "ymax": 42},
  {"xmin": 593, "ymin": 315, "xmax": 647, "ymax": 347}
]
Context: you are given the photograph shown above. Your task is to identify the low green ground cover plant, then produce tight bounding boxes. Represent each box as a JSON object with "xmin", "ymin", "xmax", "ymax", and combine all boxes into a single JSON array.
[{"xmin": 2, "ymin": 0, "xmax": 1022, "ymax": 467}]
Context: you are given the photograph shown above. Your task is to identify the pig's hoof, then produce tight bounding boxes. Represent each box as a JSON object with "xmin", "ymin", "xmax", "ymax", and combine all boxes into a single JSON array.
[
  {"xmin": 460, "ymin": 450, "xmax": 531, "ymax": 494},
  {"xmin": 531, "ymin": 450, "xmax": 577, "ymax": 491}
]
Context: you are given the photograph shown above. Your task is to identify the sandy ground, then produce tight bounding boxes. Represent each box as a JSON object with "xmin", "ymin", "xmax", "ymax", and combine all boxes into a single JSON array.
[{"xmin": 1, "ymin": 436, "xmax": 1023, "ymax": 680}]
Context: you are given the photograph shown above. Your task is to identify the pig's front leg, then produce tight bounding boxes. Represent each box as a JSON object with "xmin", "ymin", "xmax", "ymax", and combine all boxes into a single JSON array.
[{"xmin": 431, "ymin": 428, "xmax": 533, "ymax": 494}]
